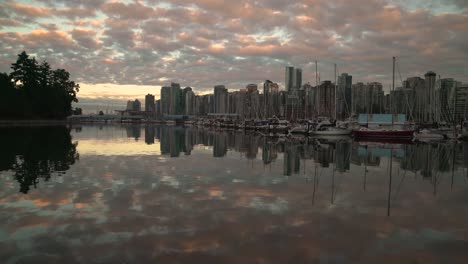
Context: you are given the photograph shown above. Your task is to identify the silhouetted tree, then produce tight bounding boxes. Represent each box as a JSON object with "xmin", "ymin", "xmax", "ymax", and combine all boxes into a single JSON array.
[{"xmin": 1, "ymin": 51, "xmax": 80, "ymax": 119}]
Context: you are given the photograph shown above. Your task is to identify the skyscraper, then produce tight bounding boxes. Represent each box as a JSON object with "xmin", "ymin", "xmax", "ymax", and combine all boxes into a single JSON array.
[
  {"xmin": 285, "ymin": 66, "xmax": 294, "ymax": 92},
  {"xmin": 424, "ymin": 71, "xmax": 437, "ymax": 122},
  {"xmin": 337, "ymin": 73, "xmax": 352, "ymax": 119},
  {"xmin": 214, "ymin": 85, "xmax": 228, "ymax": 113},
  {"xmin": 160, "ymin": 86, "xmax": 171, "ymax": 115},
  {"xmin": 169, "ymin": 82, "xmax": 181, "ymax": 115},
  {"xmin": 185, "ymin": 88, "xmax": 195, "ymax": 115},
  {"xmin": 294, "ymin": 68, "xmax": 302, "ymax": 90},
  {"xmin": 133, "ymin": 99, "xmax": 141, "ymax": 112},
  {"xmin": 145, "ymin": 94, "xmax": 155, "ymax": 112},
  {"xmin": 263, "ymin": 80, "xmax": 273, "ymax": 118}
]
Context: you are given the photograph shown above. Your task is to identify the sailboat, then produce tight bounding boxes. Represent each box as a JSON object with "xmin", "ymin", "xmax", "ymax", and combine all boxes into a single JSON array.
[
  {"xmin": 309, "ymin": 63, "xmax": 352, "ymax": 136},
  {"xmin": 354, "ymin": 57, "xmax": 414, "ymax": 140}
]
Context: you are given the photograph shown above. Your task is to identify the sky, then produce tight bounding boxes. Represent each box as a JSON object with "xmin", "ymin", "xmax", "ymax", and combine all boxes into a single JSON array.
[{"xmin": 1, "ymin": 0, "xmax": 467, "ymax": 110}]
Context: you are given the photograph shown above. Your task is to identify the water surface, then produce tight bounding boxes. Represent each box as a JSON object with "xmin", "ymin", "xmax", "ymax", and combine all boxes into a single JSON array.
[{"xmin": 1, "ymin": 125, "xmax": 468, "ymax": 263}]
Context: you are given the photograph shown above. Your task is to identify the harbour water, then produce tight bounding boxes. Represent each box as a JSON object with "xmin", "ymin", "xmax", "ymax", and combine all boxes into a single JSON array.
[{"xmin": 1, "ymin": 125, "xmax": 468, "ymax": 263}]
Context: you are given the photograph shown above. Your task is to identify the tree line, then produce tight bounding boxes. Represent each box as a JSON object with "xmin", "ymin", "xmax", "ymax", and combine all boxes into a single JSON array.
[{"xmin": 0, "ymin": 51, "xmax": 80, "ymax": 119}]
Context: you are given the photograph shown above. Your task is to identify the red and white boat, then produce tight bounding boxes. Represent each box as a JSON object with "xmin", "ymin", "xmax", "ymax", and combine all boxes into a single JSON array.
[
  {"xmin": 354, "ymin": 128, "xmax": 414, "ymax": 139},
  {"xmin": 354, "ymin": 57, "xmax": 415, "ymax": 141}
]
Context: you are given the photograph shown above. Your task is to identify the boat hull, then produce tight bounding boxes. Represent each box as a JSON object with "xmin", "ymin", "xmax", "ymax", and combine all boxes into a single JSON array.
[{"xmin": 310, "ymin": 129, "xmax": 352, "ymax": 136}]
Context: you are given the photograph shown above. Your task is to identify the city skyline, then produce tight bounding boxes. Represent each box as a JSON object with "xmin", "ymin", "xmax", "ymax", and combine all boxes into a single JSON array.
[{"xmin": 1, "ymin": 0, "xmax": 467, "ymax": 107}]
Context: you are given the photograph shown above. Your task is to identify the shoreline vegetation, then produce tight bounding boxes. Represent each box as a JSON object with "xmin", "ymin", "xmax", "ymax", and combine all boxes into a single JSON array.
[{"xmin": 0, "ymin": 51, "xmax": 79, "ymax": 120}]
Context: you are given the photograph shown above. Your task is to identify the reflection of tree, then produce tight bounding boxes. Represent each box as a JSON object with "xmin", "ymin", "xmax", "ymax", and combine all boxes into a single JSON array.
[{"xmin": 0, "ymin": 126, "xmax": 78, "ymax": 194}]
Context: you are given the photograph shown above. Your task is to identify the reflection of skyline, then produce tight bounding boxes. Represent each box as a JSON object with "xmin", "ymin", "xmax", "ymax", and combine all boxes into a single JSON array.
[
  {"xmin": 140, "ymin": 126, "xmax": 354, "ymax": 176},
  {"xmin": 2, "ymin": 125, "xmax": 468, "ymax": 263},
  {"xmin": 148, "ymin": 126, "xmax": 468, "ymax": 178},
  {"xmin": 86, "ymin": 125, "xmax": 468, "ymax": 178}
]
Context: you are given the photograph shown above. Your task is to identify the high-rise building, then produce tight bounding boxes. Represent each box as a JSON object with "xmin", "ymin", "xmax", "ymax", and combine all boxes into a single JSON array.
[
  {"xmin": 453, "ymin": 83, "xmax": 468, "ymax": 122},
  {"xmin": 315, "ymin": 81, "xmax": 335, "ymax": 118},
  {"xmin": 263, "ymin": 80, "xmax": 273, "ymax": 118},
  {"xmin": 126, "ymin": 99, "xmax": 141, "ymax": 111},
  {"xmin": 145, "ymin": 94, "xmax": 155, "ymax": 112},
  {"xmin": 294, "ymin": 68, "xmax": 302, "ymax": 90},
  {"xmin": 214, "ymin": 85, "xmax": 228, "ymax": 113},
  {"xmin": 169, "ymin": 82, "xmax": 181, "ymax": 115},
  {"xmin": 126, "ymin": 100, "xmax": 134, "ymax": 111},
  {"xmin": 424, "ymin": 71, "xmax": 437, "ymax": 122},
  {"xmin": 246, "ymin": 84, "xmax": 258, "ymax": 93},
  {"xmin": 285, "ymin": 66, "xmax": 294, "ymax": 92},
  {"xmin": 160, "ymin": 86, "xmax": 171, "ymax": 115},
  {"xmin": 352, "ymin": 82, "xmax": 385, "ymax": 115},
  {"xmin": 402, "ymin": 76, "xmax": 425, "ymax": 121},
  {"xmin": 246, "ymin": 84, "xmax": 260, "ymax": 118},
  {"xmin": 337, "ymin": 73, "xmax": 352, "ymax": 119},
  {"xmin": 436, "ymin": 78, "xmax": 463, "ymax": 122},
  {"xmin": 185, "ymin": 88, "xmax": 195, "ymax": 115},
  {"xmin": 133, "ymin": 99, "xmax": 141, "ymax": 112},
  {"xmin": 155, "ymin": 100, "xmax": 161, "ymax": 117}
]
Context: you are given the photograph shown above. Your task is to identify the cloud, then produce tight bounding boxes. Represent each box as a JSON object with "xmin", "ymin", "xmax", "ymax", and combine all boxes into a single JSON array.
[{"xmin": 0, "ymin": 0, "xmax": 467, "ymax": 102}]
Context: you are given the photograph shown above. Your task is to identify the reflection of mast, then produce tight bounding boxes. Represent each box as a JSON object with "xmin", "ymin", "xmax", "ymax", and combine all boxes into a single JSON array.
[
  {"xmin": 363, "ymin": 145, "xmax": 368, "ymax": 191},
  {"xmin": 387, "ymin": 148, "xmax": 393, "ymax": 217},
  {"xmin": 312, "ymin": 164, "xmax": 318, "ymax": 205},
  {"xmin": 451, "ymin": 142, "xmax": 456, "ymax": 191},
  {"xmin": 331, "ymin": 160, "xmax": 336, "ymax": 204}
]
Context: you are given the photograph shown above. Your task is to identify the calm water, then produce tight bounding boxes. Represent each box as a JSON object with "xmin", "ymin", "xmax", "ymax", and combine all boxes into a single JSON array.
[{"xmin": 1, "ymin": 125, "xmax": 468, "ymax": 263}]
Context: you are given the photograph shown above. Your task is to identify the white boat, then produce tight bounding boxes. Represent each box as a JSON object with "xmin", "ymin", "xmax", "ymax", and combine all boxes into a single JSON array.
[
  {"xmin": 311, "ymin": 127, "xmax": 352, "ymax": 135},
  {"xmin": 289, "ymin": 120, "xmax": 313, "ymax": 134},
  {"xmin": 184, "ymin": 120, "xmax": 195, "ymax": 126},
  {"xmin": 309, "ymin": 120, "xmax": 352, "ymax": 136},
  {"xmin": 413, "ymin": 129, "xmax": 445, "ymax": 141},
  {"xmin": 268, "ymin": 118, "xmax": 290, "ymax": 133},
  {"xmin": 289, "ymin": 124, "xmax": 308, "ymax": 134}
]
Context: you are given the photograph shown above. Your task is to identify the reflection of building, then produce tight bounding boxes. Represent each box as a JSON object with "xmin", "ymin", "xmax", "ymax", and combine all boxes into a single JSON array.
[
  {"xmin": 126, "ymin": 125, "xmax": 141, "ymax": 140},
  {"xmin": 262, "ymin": 140, "xmax": 278, "ymax": 165},
  {"xmin": 284, "ymin": 143, "xmax": 300, "ymax": 176},
  {"xmin": 335, "ymin": 141, "xmax": 351, "ymax": 172},
  {"xmin": 213, "ymin": 132, "xmax": 228, "ymax": 157},
  {"xmin": 401, "ymin": 143, "xmax": 455, "ymax": 177},
  {"xmin": 145, "ymin": 125, "xmax": 155, "ymax": 144}
]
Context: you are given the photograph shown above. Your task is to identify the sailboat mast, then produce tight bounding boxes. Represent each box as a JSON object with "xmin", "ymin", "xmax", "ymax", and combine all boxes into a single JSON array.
[
  {"xmin": 392, "ymin": 56, "xmax": 395, "ymax": 126},
  {"xmin": 315, "ymin": 60, "xmax": 318, "ymax": 118},
  {"xmin": 334, "ymin": 63, "xmax": 337, "ymax": 120}
]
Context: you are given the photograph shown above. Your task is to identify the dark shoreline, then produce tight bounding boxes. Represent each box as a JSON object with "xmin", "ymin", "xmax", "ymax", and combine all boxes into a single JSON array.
[{"xmin": 0, "ymin": 119, "xmax": 71, "ymax": 126}]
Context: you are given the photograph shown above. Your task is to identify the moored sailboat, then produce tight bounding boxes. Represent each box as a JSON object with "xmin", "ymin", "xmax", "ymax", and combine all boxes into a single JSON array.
[{"xmin": 353, "ymin": 57, "xmax": 414, "ymax": 140}]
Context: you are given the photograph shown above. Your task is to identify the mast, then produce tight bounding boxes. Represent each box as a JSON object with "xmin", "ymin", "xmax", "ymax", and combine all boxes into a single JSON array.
[
  {"xmin": 315, "ymin": 60, "xmax": 318, "ymax": 118},
  {"xmin": 392, "ymin": 57, "xmax": 395, "ymax": 126},
  {"xmin": 334, "ymin": 63, "xmax": 337, "ymax": 120}
]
